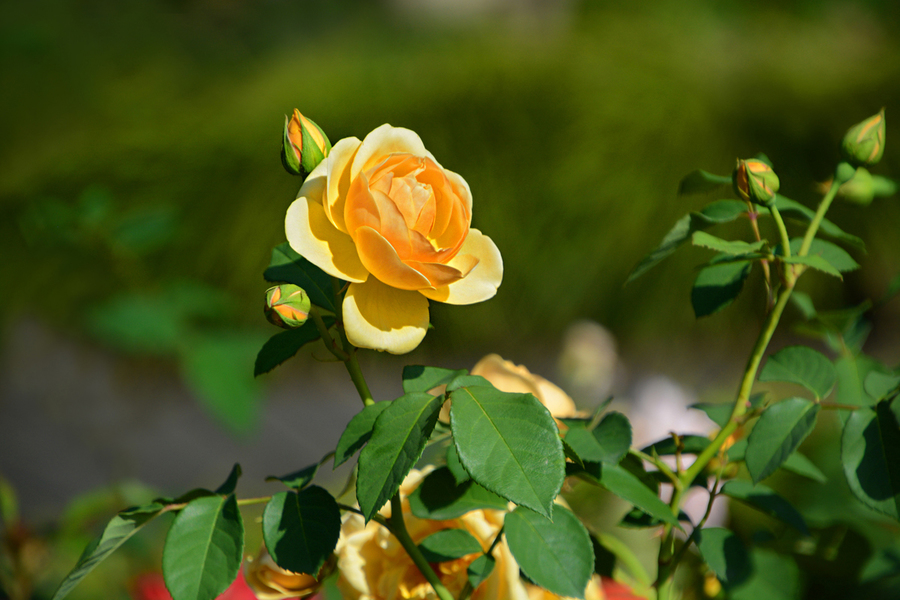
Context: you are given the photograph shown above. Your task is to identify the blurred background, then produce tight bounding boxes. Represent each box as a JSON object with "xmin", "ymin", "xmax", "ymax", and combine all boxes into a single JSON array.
[{"xmin": 1, "ymin": 0, "xmax": 899, "ymax": 598}]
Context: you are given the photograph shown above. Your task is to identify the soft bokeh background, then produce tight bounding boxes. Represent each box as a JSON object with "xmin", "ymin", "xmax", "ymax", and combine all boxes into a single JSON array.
[{"xmin": 2, "ymin": 0, "xmax": 899, "ymax": 598}]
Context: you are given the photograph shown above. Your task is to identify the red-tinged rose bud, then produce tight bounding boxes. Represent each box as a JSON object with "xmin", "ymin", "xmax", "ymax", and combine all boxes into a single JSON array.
[
  {"xmin": 282, "ymin": 109, "xmax": 331, "ymax": 178},
  {"xmin": 264, "ymin": 284, "xmax": 310, "ymax": 329},
  {"xmin": 733, "ymin": 158, "xmax": 779, "ymax": 206},
  {"xmin": 841, "ymin": 108, "xmax": 885, "ymax": 167}
]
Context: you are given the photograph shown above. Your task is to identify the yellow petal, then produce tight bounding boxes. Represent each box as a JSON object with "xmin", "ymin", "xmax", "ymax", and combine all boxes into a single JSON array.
[
  {"xmin": 343, "ymin": 279, "xmax": 429, "ymax": 354},
  {"xmin": 351, "ymin": 124, "xmax": 436, "ymax": 180},
  {"xmin": 285, "ymin": 184, "xmax": 369, "ymax": 283},
  {"xmin": 325, "ymin": 137, "xmax": 361, "ymax": 234},
  {"xmin": 420, "ymin": 229, "xmax": 502, "ymax": 305},
  {"xmin": 354, "ymin": 226, "xmax": 432, "ymax": 290}
]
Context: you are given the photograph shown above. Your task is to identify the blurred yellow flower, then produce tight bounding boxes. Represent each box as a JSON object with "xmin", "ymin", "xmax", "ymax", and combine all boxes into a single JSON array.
[
  {"xmin": 244, "ymin": 548, "xmax": 333, "ymax": 600},
  {"xmin": 285, "ymin": 124, "xmax": 502, "ymax": 354},
  {"xmin": 471, "ymin": 354, "xmax": 578, "ymax": 419},
  {"xmin": 335, "ymin": 469, "xmax": 604, "ymax": 600}
]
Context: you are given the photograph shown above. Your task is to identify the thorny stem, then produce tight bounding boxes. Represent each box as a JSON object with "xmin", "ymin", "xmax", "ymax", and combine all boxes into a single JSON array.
[
  {"xmin": 656, "ymin": 174, "xmax": 841, "ymax": 599},
  {"xmin": 389, "ymin": 495, "xmax": 455, "ymax": 600},
  {"xmin": 630, "ymin": 448, "xmax": 681, "ymax": 489},
  {"xmin": 310, "ymin": 305, "xmax": 350, "ymax": 361}
]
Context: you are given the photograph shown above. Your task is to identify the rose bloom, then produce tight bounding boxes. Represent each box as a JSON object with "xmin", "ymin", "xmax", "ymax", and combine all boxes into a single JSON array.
[
  {"xmin": 285, "ymin": 124, "xmax": 502, "ymax": 354},
  {"xmin": 439, "ymin": 354, "xmax": 579, "ymax": 425},
  {"xmin": 244, "ymin": 548, "xmax": 332, "ymax": 599},
  {"xmin": 336, "ymin": 469, "xmax": 604, "ymax": 600}
]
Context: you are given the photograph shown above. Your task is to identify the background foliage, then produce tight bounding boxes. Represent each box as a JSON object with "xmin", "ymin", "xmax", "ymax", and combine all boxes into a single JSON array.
[{"xmin": 2, "ymin": 1, "xmax": 900, "ymax": 599}]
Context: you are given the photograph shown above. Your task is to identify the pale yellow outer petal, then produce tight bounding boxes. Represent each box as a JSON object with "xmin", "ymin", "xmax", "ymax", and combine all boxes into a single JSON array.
[
  {"xmin": 472, "ymin": 355, "xmax": 578, "ymax": 419},
  {"xmin": 420, "ymin": 229, "xmax": 503, "ymax": 305},
  {"xmin": 285, "ymin": 171, "xmax": 369, "ymax": 283},
  {"xmin": 324, "ymin": 136, "xmax": 361, "ymax": 233},
  {"xmin": 343, "ymin": 278, "xmax": 429, "ymax": 354},
  {"xmin": 351, "ymin": 124, "xmax": 436, "ymax": 180}
]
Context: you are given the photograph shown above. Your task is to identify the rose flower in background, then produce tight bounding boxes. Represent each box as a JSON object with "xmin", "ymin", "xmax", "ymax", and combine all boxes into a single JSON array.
[
  {"xmin": 285, "ymin": 124, "xmax": 502, "ymax": 354},
  {"xmin": 336, "ymin": 355, "xmax": 618, "ymax": 600}
]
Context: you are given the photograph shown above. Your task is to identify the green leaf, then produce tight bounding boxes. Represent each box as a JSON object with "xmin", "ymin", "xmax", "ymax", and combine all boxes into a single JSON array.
[
  {"xmin": 769, "ymin": 195, "xmax": 865, "ymax": 250},
  {"xmin": 789, "ymin": 238, "xmax": 859, "ymax": 273},
  {"xmin": 691, "ymin": 403, "xmax": 732, "ymax": 428},
  {"xmin": 357, "ymin": 393, "xmax": 444, "ymax": 521},
  {"xmin": 254, "ymin": 322, "xmax": 328, "ymax": 377},
  {"xmin": 162, "ymin": 495, "xmax": 244, "ymax": 600},
  {"xmin": 446, "ymin": 375, "xmax": 493, "ymax": 392},
  {"xmin": 720, "ymin": 480, "xmax": 809, "ymax": 534},
  {"xmin": 834, "ymin": 354, "xmax": 884, "ymax": 418},
  {"xmin": 504, "ymin": 506, "xmax": 594, "ymax": 599},
  {"xmin": 215, "ymin": 464, "xmax": 241, "ymax": 495},
  {"xmin": 678, "ymin": 169, "xmax": 733, "ymax": 195},
  {"xmin": 333, "ymin": 401, "xmax": 392, "ymax": 468},
  {"xmin": 467, "ymin": 554, "xmax": 495, "ymax": 591},
  {"xmin": 692, "ymin": 231, "xmax": 766, "ymax": 255},
  {"xmin": 745, "ymin": 398, "xmax": 819, "ymax": 484},
  {"xmin": 842, "ymin": 399, "xmax": 900, "ymax": 520},
  {"xmin": 728, "ymin": 548, "xmax": 800, "ymax": 600},
  {"xmin": 626, "ymin": 200, "xmax": 750, "ymax": 283},
  {"xmin": 780, "ymin": 451, "xmax": 827, "ymax": 483},
  {"xmin": 561, "ymin": 439, "xmax": 586, "ymax": 469},
  {"xmin": 562, "ymin": 412, "xmax": 631, "ymax": 464},
  {"xmin": 696, "ymin": 527, "xmax": 751, "ymax": 586},
  {"xmin": 619, "ymin": 507, "xmax": 691, "ymax": 529},
  {"xmin": 262, "ymin": 487, "xmax": 341, "ymax": 574},
  {"xmin": 264, "ymin": 243, "xmax": 336, "ymax": 313},
  {"xmin": 408, "ymin": 467, "xmax": 508, "ymax": 520},
  {"xmin": 791, "ymin": 291, "xmax": 817, "ymax": 320},
  {"xmin": 51, "ymin": 503, "xmax": 166, "ymax": 600},
  {"xmin": 267, "ymin": 454, "xmax": 331, "ymax": 490},
  {"xmin": 692, "ymin": 255, "xmax": 753, "ymax": 318},
  {"xmin": 418, "ymin": 529, "xmax": 483, "ymax": 562},
  {"xmin": 641, "ymin": 435, "xmax": 711, "ymax": 456},
  {"xmin": 445, "ymin": 443, "xmax": 470, "ymax": 484},
  {"xmin": 450, "ymin": 386, "xmax": 564, "ymax": 518},
  {"xmin": 402, "ymin": 365, "xmax": 468, "ymax": 394},
  {"xmin": 180, "ymin": 332, "xmax": 266, "ymax": 435},
  {"xmin": 782, "ymin": 254, "xmax": 843, "ymax": 279},
  {"xmin": 596, "ymin": 464, "xmax": 681, "ymax": 528},
  {"xmin": 865, "ymin": 370, "xmax": 900, "ymax": 401},
  {"xmin": 759, "ymin": 345, "xmax": 837, "ymax": 400}
]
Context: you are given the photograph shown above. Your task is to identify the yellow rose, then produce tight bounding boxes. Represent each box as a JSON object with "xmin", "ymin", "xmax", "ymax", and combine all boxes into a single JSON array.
[
  {"xmin": 471, "ymin": 354, "xmax": 578, "ymax": 419},
  {"xmin": 336, "ymin": 468, "xmax": 529, "ymax": 600},
  {"xmin": 336, "ymin": 470, "xmax": 603, "ymax": 600},
  {"xmin": 285, "ymin": 124, "xmax": 503, "ymax": 354},
  {"xmin": 244, "ymin": 548, "xmax": 334, "ymax": 600}
]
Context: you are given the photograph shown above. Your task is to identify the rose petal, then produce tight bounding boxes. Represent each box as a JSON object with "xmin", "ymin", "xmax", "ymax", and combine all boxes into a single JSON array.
[
  {"xmin": 324, "ymin": 137, "xmax": 361, "ymax": 234},
  {"xmin": 285, "ymin": 184, "xmax": 369, "ymax": 283},
  {"xmin": 404, "ymin": 259, "xmax": 467, "ymax": 288},
  {"xmin": 420, "ymin": 229, "xmax": 502, "ymax": 305},
  {"xmin": 354, "ymin": 226, "xmax": 432, "ymax": 290},
  {"xmin": 351, "ymin": 124, "xmax": 435, "ymax": 180},
  {"xmin": 343, "ymin": 279, "xmax": 429, "ymax": 354}
]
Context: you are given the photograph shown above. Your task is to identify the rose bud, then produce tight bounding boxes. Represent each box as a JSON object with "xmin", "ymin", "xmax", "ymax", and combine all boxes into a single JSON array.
[
  {"xmin": 281, "ymin": 109, "xmax": 332, "ymax": 178},
  {"xmin": 733, "ymin": 158, "xmax": 780, "ymax": 206},
  {"xmin": 264, "ymin": 284, "xmax": 311, "ymax": 329},
  {"xmin": 244, "ymin": 549, "xmax": 335, "ymax": 600},
  {"xmin": 841, "ymin": 108, "xmax": 885, "ymax": 167}
]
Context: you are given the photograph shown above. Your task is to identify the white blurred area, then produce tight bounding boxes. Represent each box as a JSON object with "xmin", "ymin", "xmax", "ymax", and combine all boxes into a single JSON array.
[{"xmin": 557, "ymin": 319, "xmax": 727, "ymax": 529}]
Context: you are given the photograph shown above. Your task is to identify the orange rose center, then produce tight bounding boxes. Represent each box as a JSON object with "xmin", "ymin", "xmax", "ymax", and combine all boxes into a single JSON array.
[{"xmin": 344, "ymin": 153, "xmax": 477, "ymax": 291}]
